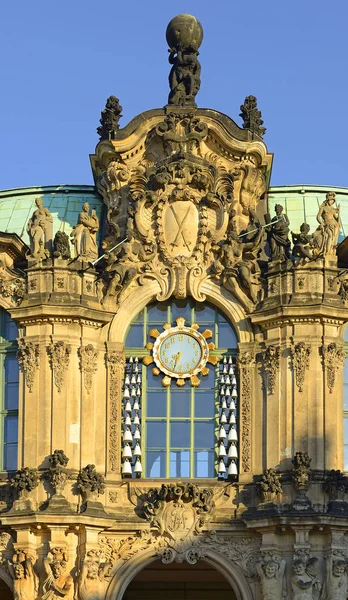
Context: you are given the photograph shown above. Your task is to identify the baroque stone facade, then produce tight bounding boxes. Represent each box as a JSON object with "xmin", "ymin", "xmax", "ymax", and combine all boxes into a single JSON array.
[{"xmin": 0, "ymin": 13, "xmax": 348, "ymax": 600}]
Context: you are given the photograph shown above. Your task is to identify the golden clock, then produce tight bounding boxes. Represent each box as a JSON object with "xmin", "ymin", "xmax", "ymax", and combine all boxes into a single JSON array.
[{"xmin": 143, "ymin": 317, "xmax": 218, "ymax": 387}]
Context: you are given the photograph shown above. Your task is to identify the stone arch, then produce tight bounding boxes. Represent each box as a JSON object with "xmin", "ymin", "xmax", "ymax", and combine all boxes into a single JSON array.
[
  {"xmin": 107, "ymin": 279, "xmax": 254, "ymax": 345},
  {"xmin": 105, "ymin": 547, "xmax": 254, "ymax": 600}
]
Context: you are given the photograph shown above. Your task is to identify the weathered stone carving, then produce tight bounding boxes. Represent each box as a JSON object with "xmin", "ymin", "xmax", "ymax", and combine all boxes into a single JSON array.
[
  {"xmin": 48, "ymin": 340, "xmax": 71, "ymax": 393},
  {"xmin": 0, "ymin": 259, "xmax": 25, "ymax": 306},
  {"xmin": 79, "ymin": 344, "xmax": 98, "ymax": 394},
  {"xmin": 290, "ymin": 342, "xmax": 311, "ymax": 393},
  {"xmin": 10, "ymin": 467, "xmax": 39, "ymax": 511},
  {"xmin": 46, "ymin": 449, "xmax": 70, "ymax": 498},
  {"xmin": 234, "ymin": 154, "xmax": 267, "ymax": 215},
  {"xmin": 323, "ymin": 469, "xmax": 348, "ymax": 501},
  {"xmin": 292, "ymin": 223, "xmax": 316, "ymax": 260},
  {"xmin": 27, "ymin": 197, "xmax": 53, "ymax": 259},
  {"xmin": 313, "ymin": 191, "xmax": 340, "ymax": 256},
  {"xmin": 291, "ymin": 451, "xmax": 312, "ymax": 511},
  {"xmin": 257, "ymin": 551, "xmax": 286, "ymax": 599},
  {"xmin": 291, "ymin": 552, "xmax": 321, "ymax": 598},
  {"xmin": 267, "ymin": 204, "xmax": 291, "ymax": 261},
  {"xmin": 240, "ymin": 95, "xmax": 266, "ymax": 137},
  {"xmin": 139, "ymin": 482, "xmax": 215, "ymax": 540},
  {"xmin": 16, "ymin": 339, "xmax": 40, "ymax": 393},
  {"xmin": 97, "ymin": 95, "xmax": 123, "ymax": 140},
  {"xmin": 237, "ymin": 351, "xmax": 255, "ymax": 472},
  {"xmin": 323, "ymin": 554, "xmax": 348, "ymax": 599},
  {"xmin": 42, "ymin": 548, "xmax": 74, "ymax": 600},
  {"xmin": 8, "ymin": 554, "xmax": 38, "ymax": 600},
  {"xmin": 78, "ymin": 550, "xmax": 112, "ymax": 600},
  {"xmin": 322, "ymin": 342, "xmax": 345, "ymax": 393},
  {"xmin": 107, "ymin": 351, "xmax": 125, "ymax": 472},
  {"xmin": 166, "ymin": 14, "xmax": 203, "ymax": 106},
  {"xmin": 53, "ymin": 231, "xmax": 71, "ymax": 259},
  {"xmin": 257, "ymin": 468, "xmax": 282, "ymax": 504},
  {"xmin": 263, "ymin": 346, "xmax": 280, "ymax": 394},
  {"xmin": 77, "ymin": 464, "xmax": 105, "ymax": 505},
  {"xmin": 71, "ymin": 202, "xmax": 99, "ymax": 261}
]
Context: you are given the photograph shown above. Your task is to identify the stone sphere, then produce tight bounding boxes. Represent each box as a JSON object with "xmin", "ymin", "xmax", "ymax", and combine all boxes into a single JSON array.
[{"xmin": 166, "ymin": 14, "xmax": 203, "ymax": 51}]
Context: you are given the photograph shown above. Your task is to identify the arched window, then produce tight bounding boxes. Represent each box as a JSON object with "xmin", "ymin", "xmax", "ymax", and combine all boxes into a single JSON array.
[
  {"xmin": 123, "ymin": 300, "xmax": 238, "ymax": 479},
  {"xmin": 0, "ymin": 310, "xmax": 19, "ymax": 471}
]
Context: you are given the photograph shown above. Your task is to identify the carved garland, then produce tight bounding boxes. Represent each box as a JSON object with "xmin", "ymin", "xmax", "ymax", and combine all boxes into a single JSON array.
[
  {"xmin": 322, "ymin": 343, "xmax": 345, "ymax": 393},
  {"xmin": 237, "ymin": 351, "xmax": 255, "ymax": 472},
  {"xmin": 79, "ymin": 344, "xmax": 98, "ymax": 394},
  {"xmin": 16, "ymin": 339, "xmax": 40, "ymax": 392},
  {"xmin": 290, "ymin": 342, "xmax": 311, "ymax": 393},
  {"xmin": 107, "ymin": 351, "xmax": 125, "ymax": 472},
  {"xmin": 48, "ymin": 341, "xmax": 71, "ymax": 393},
  {"xmin": 263, "ymin": 345, "xmax": 280, "ymax": 394}
]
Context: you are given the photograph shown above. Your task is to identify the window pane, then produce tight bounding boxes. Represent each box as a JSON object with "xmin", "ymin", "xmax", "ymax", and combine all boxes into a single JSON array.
[
  {"xmin": 4, "ymin": 315, "xmax": 18, "ymax": 341},
  {"xmin": 147, "ymin": 421, "xmax": 166, "ymax": 448},
  {"xmin": 170, "ymin": 451, "xmax": 190, "ymax": 477},
  {"xmin": 218, "ymin": 322, "xmax": 238, "ymax": 348},
  {"xmin": 147, "ymin": 368, "xmax": 163, "ymax": 388},
  {"xmin": 171, "ymin": 421, "xmax": 190, "ymax": 447},
  {"xmin": 194, "ymin": 450, "xmax": 215, "ymax": 478},
  {"xmin": 4, "ymin": 356, "xmax": 19, "ymax": 383},
  {"xmin": 4, "ymin": 416, "xmax": 18, "ymax": 443},
  {"xmin": 5, "ymin": 383, "xmax": 19, "ymax": 410},
  {"xmin": 344, "ymin": 327, "xmax": 348, "ymax": 342},
  {"xmin": 195, "ymin": 390, "xmax": 215, "ymax": 418},
  {"xmin": 4, "ymin": 444, "xmax": 17, "ymax": 471},
  {"xmin": 199, "ymin": 367, "xmax": 216, "ymax": 388},
  {"xmin": 125, "ymin": 324, "xmax": 143, "ymax": 348},
  {"xmin": 147, "ymin": 304, "xmax": 168, "ymax": 322},
  {"xmin": 146, "ymin": 451, "xmax": 166, "ymax": 477},
  {"xmin": 171, "ymin": 391, "xmax": 191, "ymax": 417},
  {"xmin": 171, "ymin": 300, "xmax": 193, "ymax": 323},
  {"xmin": 147, "ymin": 391, "xmax": 167, "ymax": 417},
  {"xmin": 194, "ymin": 421, "xmax": 215, "ymax": 448},
  {"xmin": 345, "ymin": 446, "xmax": 348, "ymax": 472},
  {"xmin": 344, "ymin": 418, "xmax": 348, "ymax": 443},
  {"xmin": 194, "ymin": 304, "xmax": 215, "ymax": 325}
]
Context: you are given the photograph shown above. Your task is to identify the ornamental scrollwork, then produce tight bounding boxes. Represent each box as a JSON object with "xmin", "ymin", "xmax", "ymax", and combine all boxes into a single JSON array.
[
  {"xmin": 290, "ymin": 342, "xmax": 311, "ymax": 393},
  {"xmin": 16, "ymin": 339, "xmax": 40, "ymax": 393},
  {"xmin": 79, "ymin": 344, "xmax": 98, "ymax": 394},
  {"xmin": 322, "ymin": 342, "xmax": 345, "ymax": 393},
  {"xmin": 263, "ymin": 345, "xmax": 280, "ymax": 394},
  {"xmin": 237, "ymin": 351, "xmax": 255, "ymax": 472},
  {"xmin": 48, "ymin": 340, "xmax": 71, "ymax": 393},
  {"xmin": 106, "ymin": 351, "xmax": 125, "ymax": 472}
]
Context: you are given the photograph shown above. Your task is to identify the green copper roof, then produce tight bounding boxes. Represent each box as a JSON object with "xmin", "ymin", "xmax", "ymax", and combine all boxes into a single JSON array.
[
  {"xmin": 0, "ymin": 185, "xmax": 102, "ymax": 247},
  {"xmin": 268, "ymin": 185, "xmax": 348, "ymax": 244}
]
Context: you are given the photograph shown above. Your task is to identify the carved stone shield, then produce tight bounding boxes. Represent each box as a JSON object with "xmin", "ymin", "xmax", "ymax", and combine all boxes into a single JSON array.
[
  {"xmin": 162, "ymin": 201, "xmax": 198, "ymax": 258},
  {"xmin": 164, "ymin": 501, "xmax": 196, "ymax": 542}
]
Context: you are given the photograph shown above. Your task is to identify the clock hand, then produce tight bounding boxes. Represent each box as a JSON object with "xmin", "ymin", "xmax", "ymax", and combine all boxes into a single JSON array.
[{"xmin": 172, "ymin": 351, "xmax": 182, "ymax": 369}]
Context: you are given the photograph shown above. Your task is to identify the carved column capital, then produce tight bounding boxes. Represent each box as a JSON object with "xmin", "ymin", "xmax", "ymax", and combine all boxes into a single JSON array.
[
  {"xmin": 48, "ymin": 340, "xmax": 71, "ymax": 393},
  {"xmin": 16, "ymin": 339, "xmax": 40, "ymax": 392}
]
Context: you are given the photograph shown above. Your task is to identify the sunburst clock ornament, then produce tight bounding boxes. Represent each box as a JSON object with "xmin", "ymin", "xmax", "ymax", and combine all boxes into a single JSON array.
[{"xmin": 143, "ymin": 317, "xmax": 218, "ymax": 387}]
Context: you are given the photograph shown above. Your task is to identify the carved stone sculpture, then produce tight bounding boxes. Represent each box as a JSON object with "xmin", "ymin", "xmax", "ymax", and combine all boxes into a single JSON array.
[
  {"xmin": 257, "ymin": 553, "xmax": 286, "ymax": 599},
  {"xmin": 237, "ymin": 351, "xmax": 255, "ymax": 472},
  {"xmin": 312, "ymin": 191, "xmax": 340, "ymax": 256},
  {"xmin": 46, "ymin": 449, "xmax": 70, "ymax": 499},
  {"xmin": 292, "ymin": 223, "xmax": 315, "ymax": 260},
  {"xmin": 257, "ymin": 468, "xmax": 282, "ymax": 504},
  {"xmin": 322, "ymin": 343, "xmax": 345, "ymax": 393},
  {"xmin": 323, "ymin": 555, "xmax": 348, "ymax": 599},
  {"xmin": 323, "ymin": 469, "xmax": 348, "ymax": 501},
  {"xmin": 290, "ymin": 342, "xmax": 311, "ymax": 393},
  {"xmin": 77, "ymin": 464, "xmax": 105, "ymax": 507},
  {"xmin": 53, "ymin": 231, "xmax": 71, "ymax": 259},
  {"xmin": 267, "ymin": 204, "xmax": 291, "ymax": 261},
  {"xmin": 166, "ymin": 14, "xmax": 203, "ymax": 106},
  {"xmin": 10, "ymin": 466, "xmax": 39, "ymax": 511},
  {"xmin": 240, "ymin": 95, "xmax": 266, "ymax": 137},
  {"xmin": 42, "ymin": 552, "xmax": 74, "ymax": 600},
  {"xmin": 263, "ymin": 346, "xmax": 280, "ymax": 394},
  {"xmin": 79, "ymin": 344, "xmax": 98, "ymax": 394},
  {"xmin": 291, "ymin": 554, "xmax": 321, "ymax": 599},
  {"xmin": 16, "ymin": 339, "xmax": 40, "ymax": 392},
  {"xmin": 0, "ymin": 259, "xmax": 25, "ymax": 306},
  {"xmin": 8, "ymin": 555, "xmax": 38, "ymax": 600},
  {"xmin": 48, "ymin": 341, "xmax": 71, "ymax": 393},
  {"xmin": 97, "ymin": 95, "xmax": 123, "ymax": 140},
  {"xmin": 292, "ymin": 451, "xmax": 312, "ymax": 511},
  {"xmin": 70, "ymin": 202, "xmax": 99, "ymax": 261},
  {"xmin": 27, "ymin": 197, "xmax": 53, "ymax": 259},
  {"xmin": 78, "ymin": 551, "xmax": 112, "ymax": 600}
]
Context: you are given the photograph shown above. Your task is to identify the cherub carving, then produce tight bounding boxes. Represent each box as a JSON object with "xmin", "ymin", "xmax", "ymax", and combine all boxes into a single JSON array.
[
  {"xmin": 291, "ymin": 556, "xmax": 321, "ymax": 599},
  {"xmin": 8, "ymin": 556, "xmax": 38, "ymax": 600},
  {"xmin": 257, "ymin": 556, "xmax": 286, "ymax": 599},
  {"xmin": 292, "ymin": 223, "xmax": 315, "ymax": 260},
  {"xmin": 42, "ymin": 555, "xmax": 74, "ymax": 600},
  {"xmin": 323, "ymin": 555, "xmax": 348, "ymax": 600}
]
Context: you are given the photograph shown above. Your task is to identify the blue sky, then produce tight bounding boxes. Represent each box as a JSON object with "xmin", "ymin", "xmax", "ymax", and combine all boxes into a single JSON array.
[{"xmin": 1, "ymin": 0, "xmax": 347, "ymax": 190}]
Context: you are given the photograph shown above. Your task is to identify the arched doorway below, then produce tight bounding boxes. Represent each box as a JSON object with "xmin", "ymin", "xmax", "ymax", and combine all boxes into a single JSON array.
[
  {"xmin": 123, "ymin": 559, "xmax": 237, "ymax": 600},
  {"xmin": 0, "ymin": 578, "xmax": 12, "ymax": 600}
]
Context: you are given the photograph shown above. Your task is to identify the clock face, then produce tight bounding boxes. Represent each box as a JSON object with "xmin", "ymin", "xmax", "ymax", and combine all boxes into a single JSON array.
[{"xmin": 153, "ymin": 326, "xmax": 209, "ymax": 379}]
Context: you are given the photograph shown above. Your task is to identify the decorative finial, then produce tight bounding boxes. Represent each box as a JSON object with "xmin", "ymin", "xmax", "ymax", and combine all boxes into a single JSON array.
[
  {"xmin": 97, "ymin": 96, "xmax": 123, "ymax": 140},
  {"xmin": 239, "ymin": 95, "xmax": 266, "ymax": 138},
  {"xmin": 166, "ymin": 14, "xmax": 203, "ymax": 107}
]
